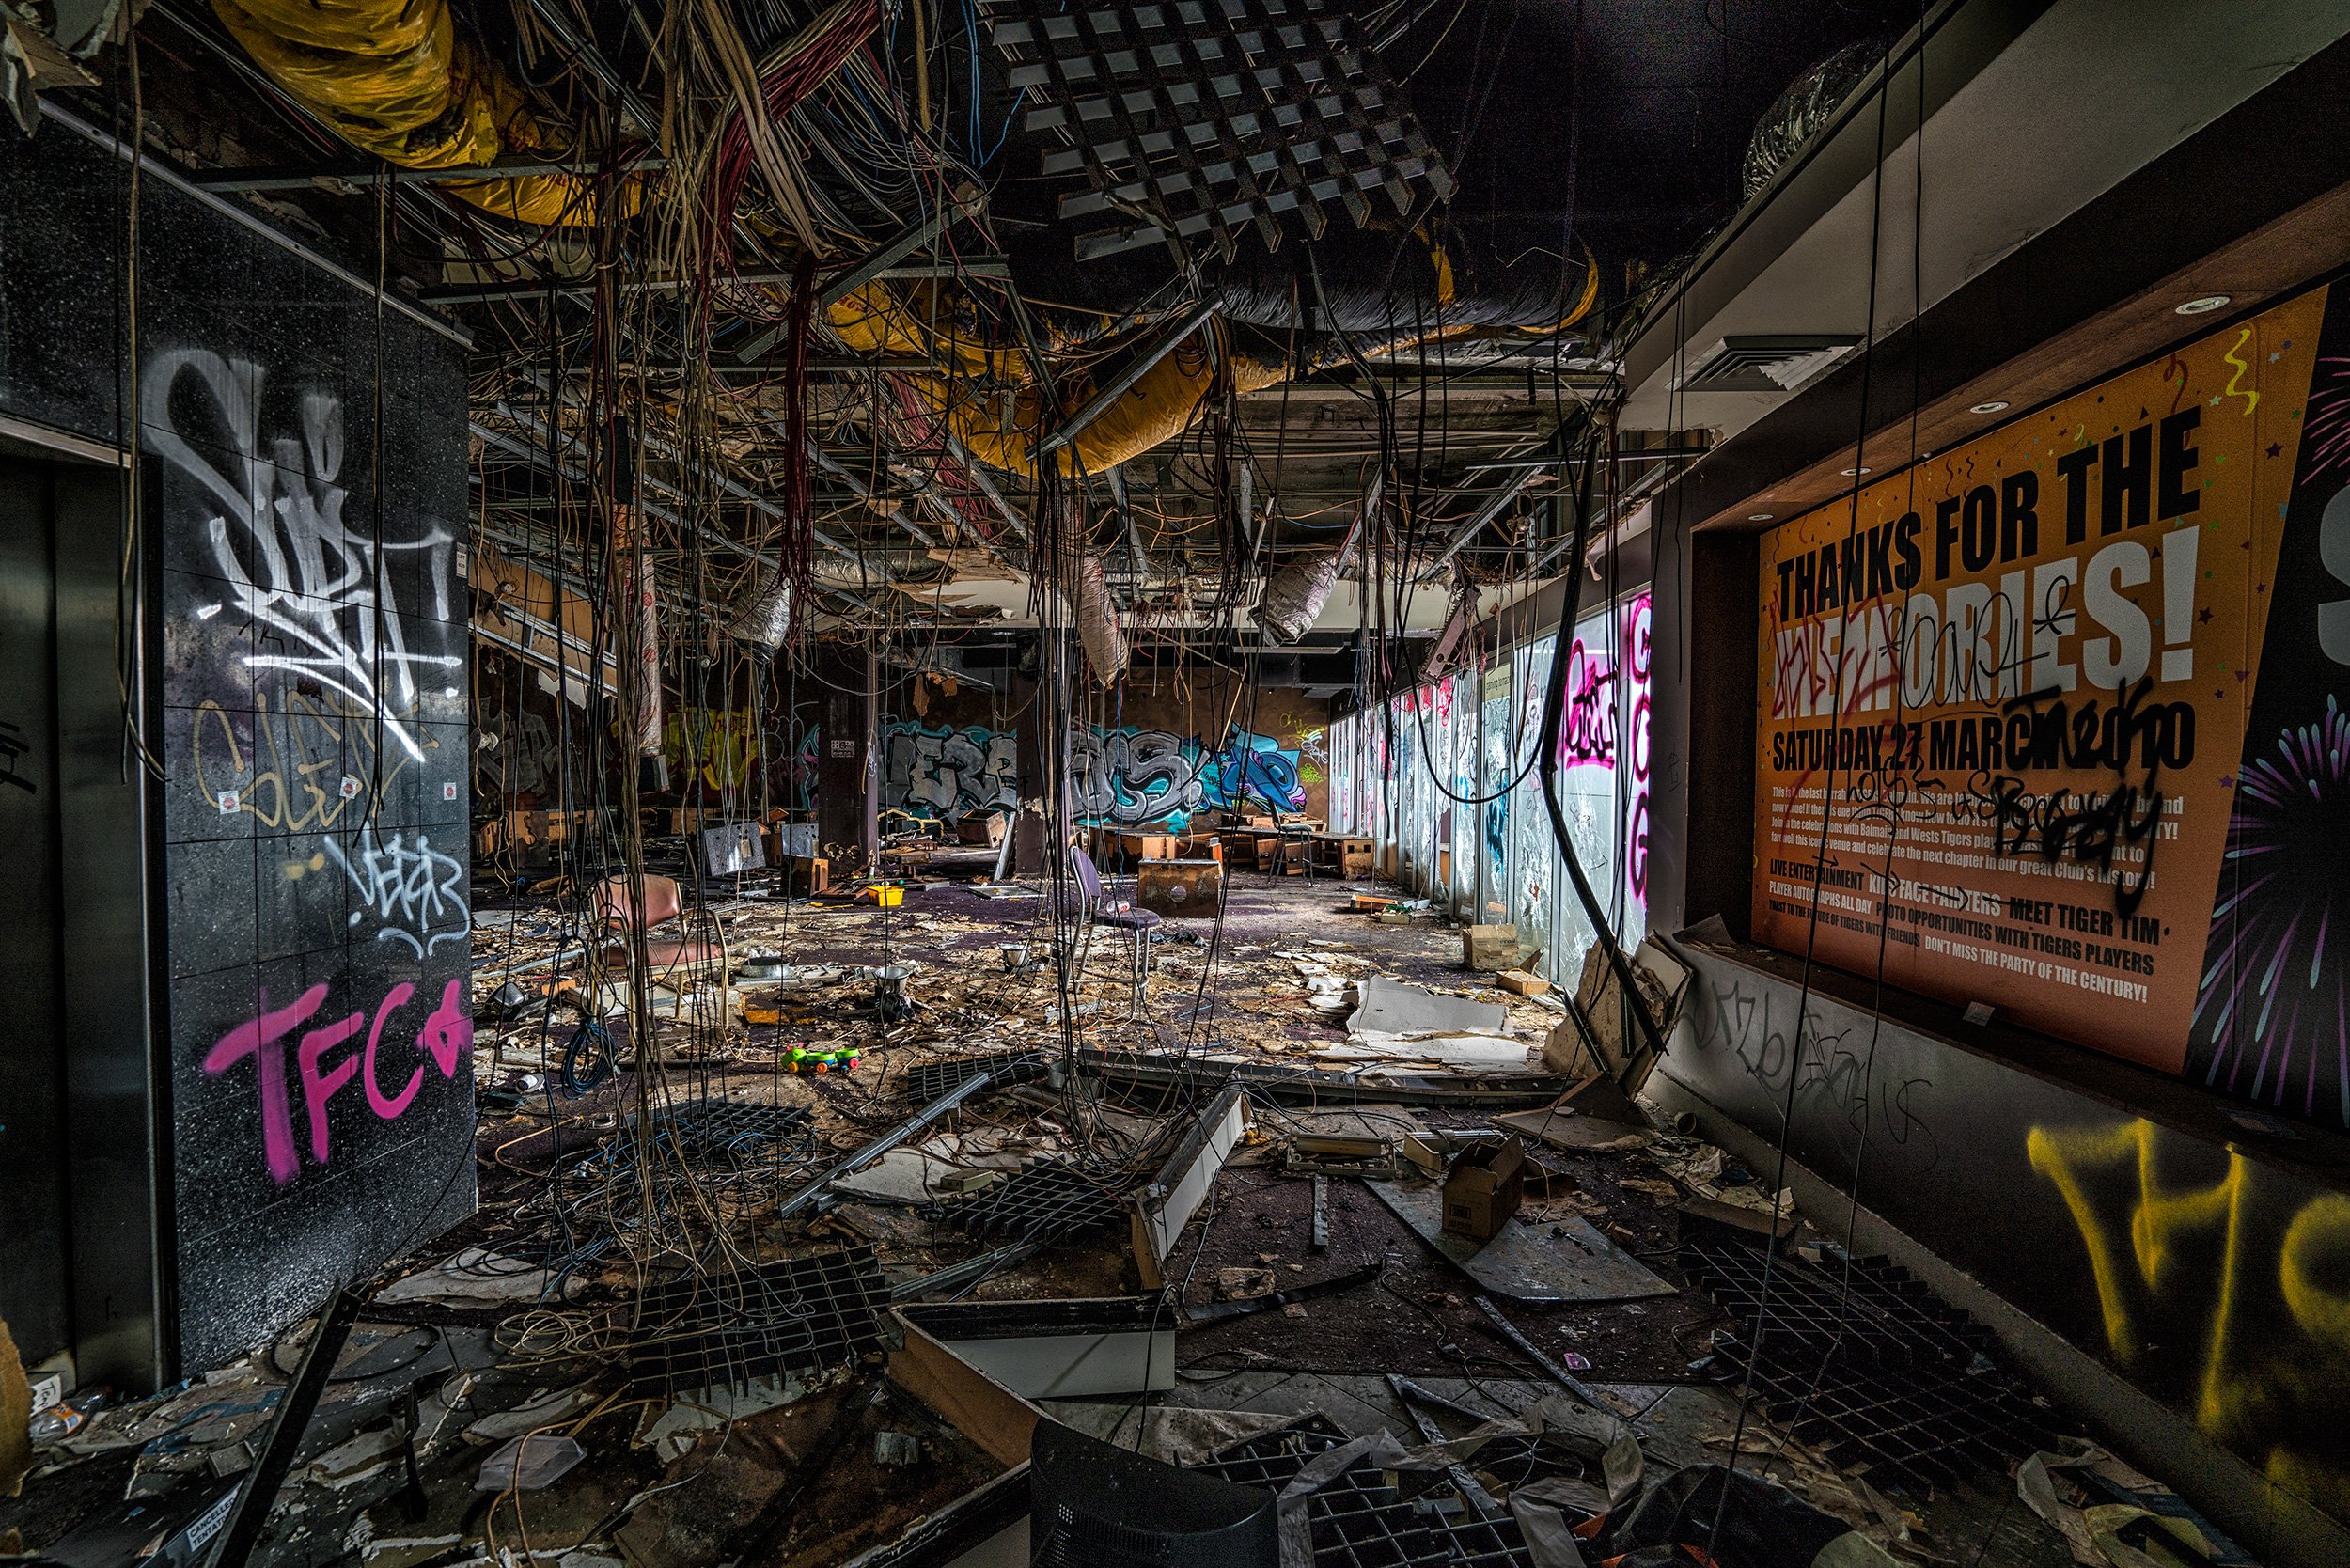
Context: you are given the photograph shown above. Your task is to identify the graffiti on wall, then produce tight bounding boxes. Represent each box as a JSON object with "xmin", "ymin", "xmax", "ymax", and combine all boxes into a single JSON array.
[
  {"xmin": 202, "ymin": 980, "xmax": 472, "ymax": 1186},
  {"xmin": 147, "ymin": 349, "xmax": 460, "ymax": 756},
  {"xmin": 321, "ymin": 824, "xmax": 471, "ymax": 956},
  {"xmin": 664, "ymin": 706, "xmax": 761, "ymax": 794},
  {"xmin": 873, "ymin": 719, "xmax": 1309, "ymax": 828},
  {"xmin": 1073, "ymin": 724, "xmax": 1306, "ymax": 828},
  {"xmin": 881, "ymin": 718, "xmax": 1019, "ymax": 823},
  {"xmin": 1625, "ymin": 593, "xmax": 1653, "ymax": 903},
  {"xmin": 2029, "ymin": 1116, "xmax": 2350, "ymax": 1512}
]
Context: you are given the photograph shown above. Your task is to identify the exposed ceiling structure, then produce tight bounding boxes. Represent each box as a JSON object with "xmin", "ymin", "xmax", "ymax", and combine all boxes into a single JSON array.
[{"xmin": 38, "ymin": 0, "xmax": 1916, "ymax": 668}]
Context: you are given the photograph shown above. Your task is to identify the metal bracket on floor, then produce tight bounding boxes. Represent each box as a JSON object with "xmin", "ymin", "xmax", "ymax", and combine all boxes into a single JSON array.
[{"xmin": 1128, "ymin": 1082, "xmax": 1249, "ymax": 1290}]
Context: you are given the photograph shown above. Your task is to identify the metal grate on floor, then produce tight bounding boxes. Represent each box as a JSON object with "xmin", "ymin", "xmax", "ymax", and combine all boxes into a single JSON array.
[
  {"xmin": 937, "ymin": 1159, "xmax": 1133, "ymax": 1244},
  {"xmin": 625, "ymin": 1245, "xmax": 888, "ymax": 1396},
  {"xmin": 901, "ymin": 1051, "xmax": 1048, "ymax": 1105},
  {"xmin": 658, "ymin": 1097, "xmax": 815, "ymax": 1164},
  {"xmin": 1198, "ymin": 1419, "xmax": 1539, "ymax": 1567},
  {"xmin": 1679, "ymin": 1240, "xmax": 1988, "ymax": 1367},
  {"xmin": 1683, "ymin": 1239, "xmax": 2075, "ymax": 1488},
  {"xmin": 1457, "ymin": 1432, "xmax": 1594, "ymax": 1497}
]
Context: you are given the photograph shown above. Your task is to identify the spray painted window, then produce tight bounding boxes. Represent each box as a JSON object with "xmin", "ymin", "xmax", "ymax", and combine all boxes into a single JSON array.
[
  {"xmin": 1367, "ymin": 592, "xmax": 1651, "ymax": 987},
  {"xmin": 1540, "ymin": 593, "xmax": 1651, "ymax": 984},
  {"xmin": 1328, "ymin": 713, "xmax": 1355, "ymax": 834}
]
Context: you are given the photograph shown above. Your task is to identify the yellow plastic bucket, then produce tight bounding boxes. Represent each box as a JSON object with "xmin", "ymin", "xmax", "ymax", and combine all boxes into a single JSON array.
[{"xmin": 871, "ymin": 884, "xmax": 904, "ymax": 908}]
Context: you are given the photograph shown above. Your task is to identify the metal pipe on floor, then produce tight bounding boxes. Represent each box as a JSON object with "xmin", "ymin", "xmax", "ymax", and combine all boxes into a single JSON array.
[{"xmin": 774, "ymin": 1071, "xmax": 998, "ymax": 1223}]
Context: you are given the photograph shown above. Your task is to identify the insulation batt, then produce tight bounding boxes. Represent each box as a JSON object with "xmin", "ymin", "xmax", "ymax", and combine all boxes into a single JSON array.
[{"xmin": 1255, "ymin": 551, "xmax": 1343, "ymax": 644}]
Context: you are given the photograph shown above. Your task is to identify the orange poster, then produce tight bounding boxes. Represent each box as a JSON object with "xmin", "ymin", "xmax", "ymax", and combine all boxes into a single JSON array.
[{"xmin": 1752, "ymin": 285, "xmax": 2349, "ymax": 1115}]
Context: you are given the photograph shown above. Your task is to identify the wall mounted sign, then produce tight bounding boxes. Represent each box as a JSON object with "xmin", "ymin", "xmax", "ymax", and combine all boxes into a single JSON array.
[{"xmin": 1752, "ymin": 284, "xmax": 2350, "ymax": 1124}]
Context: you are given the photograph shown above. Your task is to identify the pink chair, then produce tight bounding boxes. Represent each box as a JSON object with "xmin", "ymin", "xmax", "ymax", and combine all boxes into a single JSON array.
[{"xmin": 595, "ymin": 874, "xmax": 722, "ymax": 967}]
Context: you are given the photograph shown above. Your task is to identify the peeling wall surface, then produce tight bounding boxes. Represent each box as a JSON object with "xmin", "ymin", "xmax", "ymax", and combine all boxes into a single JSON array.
[
  {"xmin": 0, "ymin": 127, "xmax": 477, "ymax": 1372},
  {"xmin": 1665, "ymin": 943, "xmax": 2350, "ymax": 1528}
]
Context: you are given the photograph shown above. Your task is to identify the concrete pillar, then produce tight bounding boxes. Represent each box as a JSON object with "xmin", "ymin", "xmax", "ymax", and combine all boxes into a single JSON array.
[{"xmin": 815, "ymin": 641, "xmax": 877, "ymax": 868}]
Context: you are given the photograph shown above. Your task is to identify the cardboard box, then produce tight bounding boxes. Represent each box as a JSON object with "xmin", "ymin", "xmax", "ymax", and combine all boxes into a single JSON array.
[
  {"xmin": 1442, "ymin": 1135, "xmax": 1526, "ymax": 1243},
  {"xmin": 955, "ymin": 815, "xmax": 1007, "ymax": 847},
  {"xmin": 1464, "ymin": 923, "xmax": 1520, "ymax": 972},
  {"xmin": 1136, "ymin": 857, "xmax": 1223, "ymax": 917},
  {"xmin": 1496, "ymin": 968, "xmax": 1551, "ymax": 997}
]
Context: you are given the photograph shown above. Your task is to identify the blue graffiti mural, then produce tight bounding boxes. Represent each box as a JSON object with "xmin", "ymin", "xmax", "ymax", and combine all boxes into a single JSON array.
[{"xmin": 1074, "ymin": 724, "xmax": 1306, "ymax": 828}]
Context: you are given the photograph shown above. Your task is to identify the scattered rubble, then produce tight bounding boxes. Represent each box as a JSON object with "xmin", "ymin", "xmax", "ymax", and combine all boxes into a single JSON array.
[{"xmin": 2, "ymin": 866, "xmax": 2242, "ymax": 1568}]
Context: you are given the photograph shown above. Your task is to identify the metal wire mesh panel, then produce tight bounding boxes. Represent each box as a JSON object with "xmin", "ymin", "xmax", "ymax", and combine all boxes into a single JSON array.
[
  {"xmin": 989, "ymin": 0, "xmax": 1455, "ymax": 261},
  {"xmin": 1198, "ymin": 1420, "xmax": 1539, "ymax": 1568},
  {"xmin": 901, "ymin": 1051, "xmax": 1047, "ymax": 1104},
  {"xmin": 660, "ymin": 1098, "xmax": 815, "ymax": 1163},
  {"xmin": 939, "ymin": 1159, "xmax": 1132, "ymax": 1243},
  {"xmin": 626, "ymin": 1245, "xmax": 888, "ymax": 1395},
  {"xmin": 1716, "ymin": 1343, "xmax": 2075, "ymax": 1490},
  {"xmin": 1679, "ymin": 1240, "xmax": 1988, "ymax": 1367},
  {"xmin": 1683, "ymin": 1240, "xmax": 2076, "ymax": 1487}
]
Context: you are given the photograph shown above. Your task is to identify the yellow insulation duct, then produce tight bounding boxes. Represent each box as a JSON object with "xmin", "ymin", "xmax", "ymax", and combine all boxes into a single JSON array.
[
  {"xmin": 212, "ymin": 0, "xmax": 626, "ymax": 227},
  {"xmin": 823, "ymin": 250, "xmax": 1598, "ymax": 480},
  {"xmin": 826, "ymin": 285, "xmax": 1282, "ymax": 478}
]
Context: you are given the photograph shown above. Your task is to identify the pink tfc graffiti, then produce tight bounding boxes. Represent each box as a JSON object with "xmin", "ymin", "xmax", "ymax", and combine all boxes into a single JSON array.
[
  {"xmin": 364, "ymin": 981, "xmax": 420, "ymax": 1117},
  {"xmin": 201, "ymin": 987, "xmax": 321, "ymax": 1184},
  {"xmin": 297, "ymin": 1008, "xmax": 366, "ymax": 1165},
  {"xmin": 204, "ymin": 980, "xmax": 468, "ymax": 1184},
  {"xmin": 417, "ymin": 980, "xmax": 474, "ymax": 1075}
]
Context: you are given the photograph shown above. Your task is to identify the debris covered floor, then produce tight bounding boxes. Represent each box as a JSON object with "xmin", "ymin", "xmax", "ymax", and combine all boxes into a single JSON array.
[{"xmin": 6, "ymin": 864, "xmax": 2232, "ymax": 1568}]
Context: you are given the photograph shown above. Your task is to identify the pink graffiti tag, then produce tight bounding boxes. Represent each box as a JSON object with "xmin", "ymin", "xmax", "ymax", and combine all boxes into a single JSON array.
[{"xmin": 203, "ymin": 979, "xmax": 473, "ymax": 1184}]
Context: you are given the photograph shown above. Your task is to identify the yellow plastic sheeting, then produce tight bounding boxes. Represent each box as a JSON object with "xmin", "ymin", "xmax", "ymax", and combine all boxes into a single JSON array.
[{"xmin": 211, "ymin": 0, "xmax": 624, "ymax": 227}]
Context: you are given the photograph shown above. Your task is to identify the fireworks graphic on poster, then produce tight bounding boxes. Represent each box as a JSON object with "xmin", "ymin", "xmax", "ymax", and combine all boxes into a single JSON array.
[
  {"xmin": 2304, "ymin": 355, "xmax": 2350, "ymax": 481},
  {"xmin": 2194, "ymin": 696, "xmax": 2350, "ymax": 1119}
]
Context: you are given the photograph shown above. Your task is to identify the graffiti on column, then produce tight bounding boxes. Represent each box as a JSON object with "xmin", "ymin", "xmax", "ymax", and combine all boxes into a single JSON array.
[
  {"xmin": 1625, "ymin": 592, "xmax": 1653, "ymax": 905},
  {"xmin": 150, "ymin": 344, "xmax": 473, "ymax": 1200}
]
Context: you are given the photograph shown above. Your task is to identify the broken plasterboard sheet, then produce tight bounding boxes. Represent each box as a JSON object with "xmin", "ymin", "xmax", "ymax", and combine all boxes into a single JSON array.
[
  {"xmin": 635, "ymin": 1373, "xmax": 805, "ymax": 1462},
  {"xmin": 833, "ymin": 1148, "xmax": 950, "ymax": 1202},
  {"xmin": 1327, "ymin": 1034, "xmax": 1534, "ymax": 1070},
  {"xmin": 1368, "ymin": 1180, "xmax": 1675, "ymax": 1304},
  {"xmin": 377, "ymin": 1247, "xmax": 580, "ymax": 1307},
  {"xmin": 1494, "ymin": 1105, "xmax": 1653, "ymax": 1152},
  {"xmin": 1347, "ymin": 977, "xmax": 1508, "ymax": 1037}
]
